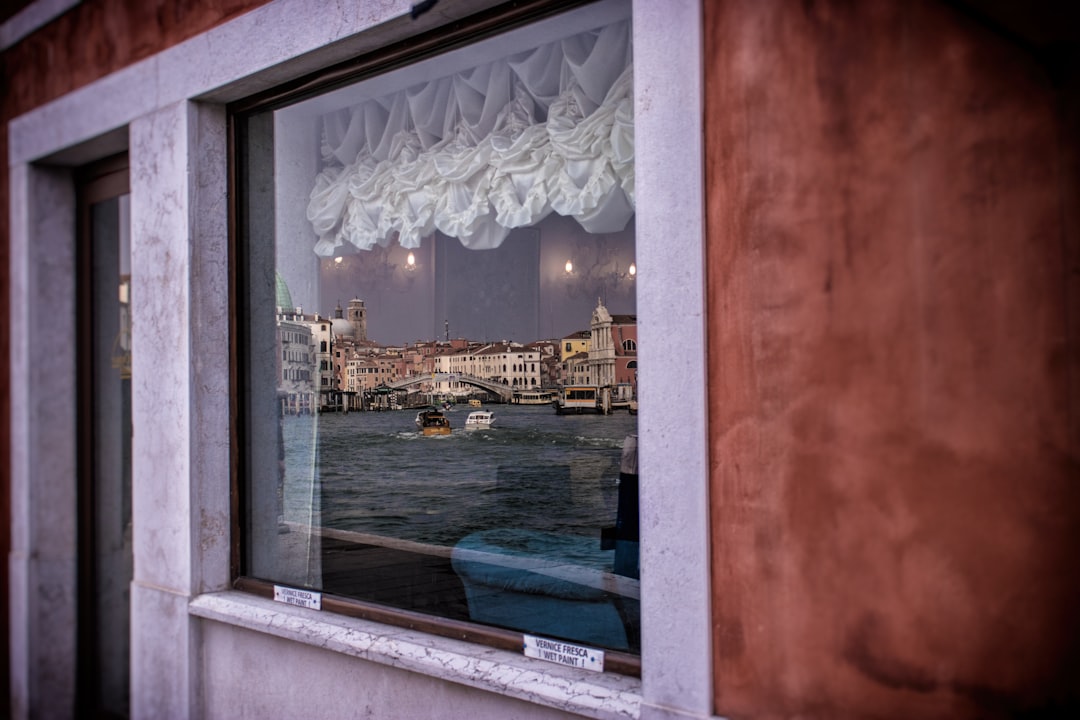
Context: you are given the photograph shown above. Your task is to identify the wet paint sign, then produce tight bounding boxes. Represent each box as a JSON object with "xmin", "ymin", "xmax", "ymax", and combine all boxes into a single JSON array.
[
  {"xmin": 273, "ymin": 585, "xmax": 322, "ymax": 610},
  {"xmin": 523, "ymin": 634, "xmax": 604, "ymax": 672}
]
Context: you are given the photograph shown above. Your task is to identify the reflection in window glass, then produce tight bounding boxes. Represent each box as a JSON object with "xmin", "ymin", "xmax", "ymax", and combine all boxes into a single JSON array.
[
  {"xmin": 84, "ymin": 192, "xmax": 133, "ymax": 717},
  {"xmin": 239, "ymin": 0, "xmax": 639, "ymax": 654}
]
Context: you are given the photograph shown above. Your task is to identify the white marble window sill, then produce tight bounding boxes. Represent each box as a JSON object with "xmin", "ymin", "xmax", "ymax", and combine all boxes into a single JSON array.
[{"xmin": 189, "ymin": 591, "xmax": 642, "ymax": 720}]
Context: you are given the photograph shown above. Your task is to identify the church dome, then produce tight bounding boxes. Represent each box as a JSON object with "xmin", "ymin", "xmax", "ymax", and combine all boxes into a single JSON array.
[
  {"xmin": 275, "ymin": 272, "xmax": 294, "ymax": 310},
  {"xmin": 331, "ymin": 316, "xmax": 355, "ymax": 337}
]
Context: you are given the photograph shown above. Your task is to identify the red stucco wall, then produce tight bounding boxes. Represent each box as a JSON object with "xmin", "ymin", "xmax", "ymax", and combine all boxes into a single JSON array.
[{"xmin": 706, "ymin": 1, "xmax": 1080, "ymax": 717}]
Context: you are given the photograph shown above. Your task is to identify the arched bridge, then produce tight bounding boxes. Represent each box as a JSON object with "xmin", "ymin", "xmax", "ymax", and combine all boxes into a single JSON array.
[{"xmin": 386, "ymin": 373, "xmax": 514, "ymax": 402}]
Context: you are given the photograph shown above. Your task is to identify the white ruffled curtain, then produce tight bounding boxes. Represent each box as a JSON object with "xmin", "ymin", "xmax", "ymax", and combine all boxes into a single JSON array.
[{"xmin": 307, "ymin": 20, "xmax": 633, "ymax": 256}]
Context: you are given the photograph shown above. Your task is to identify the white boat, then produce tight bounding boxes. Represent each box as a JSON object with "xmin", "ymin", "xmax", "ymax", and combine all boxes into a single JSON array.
[
  {"xmin": 512, "ymin": 389, "xmax": 556, "ymax": 405},
  {"xmin": 464, "ymin": 410, "xmax": 495, "ymax": 429},
  {"xmin": 554, "ymin": 385, "xmax": 601, "ymax": 414}
]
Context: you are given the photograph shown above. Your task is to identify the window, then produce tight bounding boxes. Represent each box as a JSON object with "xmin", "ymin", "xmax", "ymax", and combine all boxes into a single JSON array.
[
  {"xmin": 622, "ymin": 338, "xmax": 636, "ymax": 352},
  {"xmin": 236, "ymin": 0, "xmax": 639, "ymax": 669},
  {"xmin": 76, "ymin": 154, "xmax": 132, "ymax": 718}
]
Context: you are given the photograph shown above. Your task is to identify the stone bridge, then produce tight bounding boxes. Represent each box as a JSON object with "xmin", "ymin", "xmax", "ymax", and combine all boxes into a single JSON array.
[{"xmin": 386, "ymin": 373, "xmax": 515, "ymax": 402}]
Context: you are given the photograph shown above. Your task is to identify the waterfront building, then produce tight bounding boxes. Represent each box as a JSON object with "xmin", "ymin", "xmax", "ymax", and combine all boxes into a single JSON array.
[
  {"xmin": 274, "ymin": 276, "xmax": 340, "ymax": 410},
  {"xmin": 565, "ymin": 351, "xmax": 591, "ymax": 386},
  {"xmin": 274, "ymin": 303, "xmax": 336, "ymax": 413},
  {"xmin": 305, "ymin": 314, "xmax": 336, "ymax": 409},
  {"xmin": 471, "ymin": 343, "xmax": 507, "ymax": 381},
  {"xmin": 398, "ymin": 346, "xmax": 429, "ymax": 381},
  {"xmin": 610, "ymin": 312, "xmax": 638, "ymax": 397},
  {"xmin": 589, "ymin": 301, "xmax": 616, "ymax": 390},
  {"xmin": 432, "ymin": 344, "xmax": 472, "ymax": 380},
  {"xmin": 560, "ymin": 329, "xmax": 590, "ymax": 363},
  {"xmin": 344, "ymin": 354, "xmax": 395, "ymax": 392},
  {"xmin": 613, "ymin": 319, "xmax": 638, "ymax": 391},
  {"xmin": 487, "ymin": 343, "xmax": 541, "ymax": 389},
  {"xmin": 526, "ymin": 340, "xmax": 562, "ymax": 388},
  {"xmin": 558, "ymin": 302, "xmax": 638, "ymax": 399},
  {"xmin": 275, "ymin": 317, "xmax": 314, "ymax": 415},
  {"xmin": 430, "ymin": 341, "xmax": 541, "ymax": 397}
]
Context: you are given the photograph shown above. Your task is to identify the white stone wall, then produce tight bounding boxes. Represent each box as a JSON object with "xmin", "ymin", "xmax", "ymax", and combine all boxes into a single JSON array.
[{"xmin": 198, "ymin": 621, "xmax": 582, "ymax": 720}]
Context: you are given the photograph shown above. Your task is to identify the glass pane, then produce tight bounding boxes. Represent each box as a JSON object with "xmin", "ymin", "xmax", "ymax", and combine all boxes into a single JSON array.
[
  {"xmin": 240, "ymin": 1, "xmax": 639, "ymax": 654},
  {"xmin": 88, "ymin": 193, "xmax": 133, "ymax": 718}
]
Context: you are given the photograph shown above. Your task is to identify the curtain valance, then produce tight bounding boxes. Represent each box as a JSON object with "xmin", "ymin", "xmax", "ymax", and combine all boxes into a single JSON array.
[{"xmin": 307, "ymin": 20, "xmax": 633, "ymax": 256}]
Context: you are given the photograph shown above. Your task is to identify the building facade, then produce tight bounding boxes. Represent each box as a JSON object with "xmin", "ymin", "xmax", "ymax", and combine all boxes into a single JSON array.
[
  {"xmin": 561, "ymin": 330, "xmax": 590, "ymax": 363},
  {"xmin": 276, "ymin": 316, "xmax": 314, "ymax": 415}
]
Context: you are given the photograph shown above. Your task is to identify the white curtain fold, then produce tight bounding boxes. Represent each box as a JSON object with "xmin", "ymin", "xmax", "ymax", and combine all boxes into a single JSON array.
[{"xmin": 308, "ymin": 20, "xmax": 633, "ymax": 257}]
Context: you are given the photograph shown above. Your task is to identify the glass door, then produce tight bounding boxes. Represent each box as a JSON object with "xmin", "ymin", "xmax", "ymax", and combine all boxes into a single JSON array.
[{"xmin": 77, "ymin": 155, "xmax": 132, "ymax": 720}]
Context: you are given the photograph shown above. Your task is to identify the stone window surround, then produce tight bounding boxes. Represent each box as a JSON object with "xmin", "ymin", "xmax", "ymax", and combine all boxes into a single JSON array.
[{"xmin": 7, "ymin": 1, "xmax": 707, "ymax": 719}]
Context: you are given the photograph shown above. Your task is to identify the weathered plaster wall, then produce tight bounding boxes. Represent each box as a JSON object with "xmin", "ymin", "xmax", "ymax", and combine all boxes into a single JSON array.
[
  {"xmin": 2, "ymin": 0, "xmax": 269, "ymax": 113},
  {"xmin": 705, "ymin": 0, "xmax": 1080, "ymax": 717}
]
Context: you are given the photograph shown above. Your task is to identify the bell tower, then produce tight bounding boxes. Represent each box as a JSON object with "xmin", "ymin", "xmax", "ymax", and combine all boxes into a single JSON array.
[{"xmin": 346, "ymin": 298, "xmax": 367, "ymax": 342}]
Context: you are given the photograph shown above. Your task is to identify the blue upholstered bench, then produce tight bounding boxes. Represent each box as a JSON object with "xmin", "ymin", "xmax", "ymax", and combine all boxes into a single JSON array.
[{"xmin": 451, "ymin": 528, "xmax": 640, "ymax": 651}]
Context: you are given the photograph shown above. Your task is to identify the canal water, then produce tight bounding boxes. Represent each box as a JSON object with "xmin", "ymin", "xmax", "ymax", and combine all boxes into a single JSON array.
[{"xmin": 282, "ymin": 403, "xmax": 638, "ymax": 571}]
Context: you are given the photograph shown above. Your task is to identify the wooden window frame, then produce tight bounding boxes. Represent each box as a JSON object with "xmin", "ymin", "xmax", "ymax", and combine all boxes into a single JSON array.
[{"xmin": 228, "ymin": 0, "xmax": 641, "ymax": 678}]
